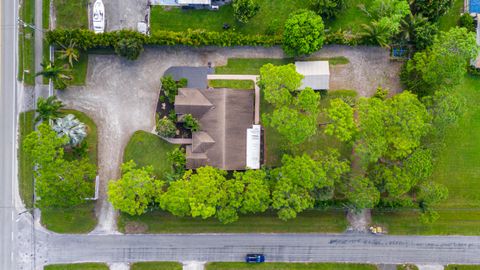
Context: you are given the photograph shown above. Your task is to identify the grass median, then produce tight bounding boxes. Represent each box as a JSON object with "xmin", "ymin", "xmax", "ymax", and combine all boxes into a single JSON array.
[
  {"xmin": 18, "ymin": 111, "xmax": 36, "ymax": 209},
  {"xmin": 130, "ymin": 262, "xmax": 183, "ymax": 270},
  {"xmin": 206, "ymin": 263, "xmax": 378, "ymax": 270},
  {"xmin": 119, "ymin": 209, "xmax": 347, "ymax": 234}
]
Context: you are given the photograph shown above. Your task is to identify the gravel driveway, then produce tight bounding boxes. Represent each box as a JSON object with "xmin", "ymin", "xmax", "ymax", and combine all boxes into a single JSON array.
[{"xmin": 57, "ymin": 46, "xmax": 402, "ymax": 233}]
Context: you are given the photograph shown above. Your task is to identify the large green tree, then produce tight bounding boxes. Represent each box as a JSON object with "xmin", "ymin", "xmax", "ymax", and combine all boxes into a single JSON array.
[
  {"xmin": 259, "ymin": 64, "xmax": 321, "ymax": 145},
  {"xmin": 108, "ymin": 161, "xmax": 165, "ymax": 215},
  {"xmin": 160, "ymin": 166, "xmax": 230, "ymax": 220},
  {"xmin": 325, "ymin": 98, "xmax": 356, "ymax": 142},
  {"xmin": 234, "ymin": 170, "xmax": 271, "ymax": 214},
  {"xmin": 24, "ymin": 123, "xmax": 96, "ymax": 208},
  {"xmin": 272, "ymin": 152, "xmax": 349, "ymax": 220},
  {"xmin": 402, "ymin": 27, "xmax": 478, "ymax": 96},
  {"xmin": 282, "ymin": 9, "xmax": 325, "ymax": 56},
  {"xmin": 355, "ymin": 91, "xmax": 431, "ymax": 164}
]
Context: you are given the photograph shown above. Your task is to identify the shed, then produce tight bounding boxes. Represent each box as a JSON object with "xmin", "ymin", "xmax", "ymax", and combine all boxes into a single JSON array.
[{"xmin": 295, "ymin": 61, "xmax": 330, "ymax": 90}]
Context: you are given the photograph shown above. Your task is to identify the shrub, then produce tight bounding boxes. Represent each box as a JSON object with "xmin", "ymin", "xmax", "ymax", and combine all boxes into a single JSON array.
[
  {"xmin": 156, "ymin": 115, "xmax": 177, "ymax": 137},
  {"xmin": 309, "ymin": 0, "xmax": 345, "ymax": 19},
  {"xmin": 183, "ymin": 114, "xmax": 200, "ymax": 132},
  {"xmin": 459, "ymin": 14, "xmax": 476, "ymax": 33},
  {"xmin": 161, "ymin": 75, "xmax": 178, "ymax": 103},
  {"xmin": 178, "ymin": 78, "xmax": 188, "ymax": 88},
  {"xmin": 283, "ymin": 9, "xmax": 325, "ymax": 56},
  {"xmin": 167, "ymin": 148, "xmax": 186, "ymax": 180},
  {"xmin": 233, "ymin": 0, "xmax": 260, "ymax": 24},
  {"xmin": 114, "ymin": 37, "xmax": 144, "ymax": 60}
]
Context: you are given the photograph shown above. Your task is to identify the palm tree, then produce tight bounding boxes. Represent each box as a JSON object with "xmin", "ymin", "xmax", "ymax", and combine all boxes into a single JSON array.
[
  {"xmin": 359, "ymin": 21, "xmax": 391, "ymax": 48},
  {"xmin": 35, "ymin": 95, "xmax": 64, "ymax": 122},
  {"xmin": 36, "ymin": 60, "xmax": 72, "ymax": 90},
  {"xmin": 398, "ymin": 13, "xmax": 428, "ymax": 44},
  {"xmin": 52, "ymin": 114, "xmax": 87, "ymax": 147},
  {"xmin": 58, "ymin": 41, "xmax": 79, "ymax": 67}
]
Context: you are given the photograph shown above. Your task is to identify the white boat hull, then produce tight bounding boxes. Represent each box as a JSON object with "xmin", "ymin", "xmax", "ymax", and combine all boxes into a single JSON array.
[{"xmin": 92, "ymin": 0, "xmax": 105, "ymax": 33}]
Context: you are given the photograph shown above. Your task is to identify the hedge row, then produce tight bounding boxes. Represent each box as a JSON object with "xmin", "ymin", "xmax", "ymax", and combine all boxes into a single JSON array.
[
  {"xmin": 46, "ymin": 28, "xmax": 361, "ymax": 50},
  {"xmin": 46, "ymin": 29, "xmax": 283, "ymax": 49}
]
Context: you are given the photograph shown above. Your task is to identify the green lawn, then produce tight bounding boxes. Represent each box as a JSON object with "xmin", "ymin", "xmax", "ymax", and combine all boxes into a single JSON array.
[
  {"xmin": 18, "ymin": 0, "xmax": 35, "ymax": 85},
  {"xmin": 438, "ymin": 0, "xmax": 463, "ymax": 31},
  {"xmin": 216, "ymin": 58, "xmax": 292, "ymax": 75},
  {"xmin": 326, "ymin": 0, "xmax": 372, "ymax": 33},
  {"xmin": 41, "ymin": 202, "xmax": 97, "ymax": 233},
  {"xmin": 209, "ymin": 80, "xmax": 255, "ymax": 90},
  {"xmin": 44, "ymin": 263, "xmax": 109, "ymax": 270},
  {"xmin": 206, "ymin": 263, "xmax": 377, "ymax": 270},
  {"xmin": 124, "ymin": 131, "xmax": 178, "ymax": 179},
  {"xmin": 150, "ymin": 0, "xmax": 370, "ymax": 35},
  {"xmin": 41, "ymin": 109, "xmax": 98, "ymax": 233},
  {"xmin": 372, "ymin": 75, "xmax": 480, "ymax": 235},
  {"xmin": 53, "ymin": 0, "xmax": 88, "ymax": 29},
  {"xmin": 18, "ymin": 111, "xmax": 36, "ymax": 209},
  {"xmin": 215, "ymin": 57, "xmax": 349, "ymax": 76},
  {"xmin": 55, "ymin": 52, "xmax": 88, "ymax": 85},
  {"xmin": 119, "ymin": 209, "xmax": 347, "ymax": 233},
  {"xmin": 130, "ymin": 262, "xmax": 183, "ymax": 270},
  {"xmin": 445, "ymin": 266, "xmax": 480, "ymax": 270}
]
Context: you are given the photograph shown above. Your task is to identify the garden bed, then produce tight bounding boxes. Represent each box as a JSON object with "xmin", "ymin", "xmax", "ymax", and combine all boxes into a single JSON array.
[{"xmin": 156, "ymin": 92, "xmax": 191, "ymax": 139}]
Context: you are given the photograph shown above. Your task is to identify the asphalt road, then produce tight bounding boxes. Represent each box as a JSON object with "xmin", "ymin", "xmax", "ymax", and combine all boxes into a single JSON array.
[
  {"xmin": 0, "ymin": 0, "xmax": 19, "ymax": 269},
  {"xmin": 42, "ymin": 233, "xmax": 480, "ymax": 266}
]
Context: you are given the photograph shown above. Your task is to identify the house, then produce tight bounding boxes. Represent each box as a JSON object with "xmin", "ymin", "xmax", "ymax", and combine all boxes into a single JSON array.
[
  {"xmin": 295, "ymin": 61, "xmax": 330, "ymax": 90},
  {"xmin": 150, "ymin": 0, "xmax": 212, "ymax": 6},
  {"xmin": 174, "ymin": 88, "xmax": 260, "ymax": 170}
]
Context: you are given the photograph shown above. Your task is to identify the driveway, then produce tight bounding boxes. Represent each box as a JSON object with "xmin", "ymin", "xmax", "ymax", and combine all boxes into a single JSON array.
[
  {"xmin": 103, "ymin": 0, "xmax": 149, "ymax": 31},
  {"xmin": 312, "ymin": 46, "xmax": 403, "ymax": 97},
  {"xmin": 56, "ymin": 46, "xmax": 402, "ymax": 233}
]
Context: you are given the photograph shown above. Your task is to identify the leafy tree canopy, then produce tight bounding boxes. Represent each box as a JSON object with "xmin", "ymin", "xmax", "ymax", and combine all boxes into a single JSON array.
[
  {"xmin": 282, "ymin": 9, "xmax": 325, "ymax": 56},
  {"xmin": 259, "ymin": 64, "xmax": 320, "ymax": 145},
  {"xmin": 403, "ymin": 27, "xmax": 478, "ymax": 96},
  {"xmin": 108, "ymin": 161, "xmax": 165, "ymax": 215}
]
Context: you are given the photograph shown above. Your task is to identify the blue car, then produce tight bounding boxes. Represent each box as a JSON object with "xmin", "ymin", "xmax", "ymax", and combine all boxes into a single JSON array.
[{"xmin": 245, "ymin": 254, "xmax": 265, "ymax": 263}]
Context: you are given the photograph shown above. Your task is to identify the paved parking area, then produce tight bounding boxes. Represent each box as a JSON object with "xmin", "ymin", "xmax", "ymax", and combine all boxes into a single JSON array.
[
  {"xmin": 57, "ymin": 45, "xmax": 402, "ymax": 233},
  {"xmin": 103, "ymin": 0, "xmax": 149, "ymax": 31}
]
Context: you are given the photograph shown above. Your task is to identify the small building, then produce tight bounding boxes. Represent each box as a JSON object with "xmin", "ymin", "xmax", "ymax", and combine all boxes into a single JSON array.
[
  {"xmin": 295, "ymin": 61, "xmax": 330, "ymax": 90},
  {"xmin": 174, "ymin": 88, "xmax": 261, "ymax": 170}
]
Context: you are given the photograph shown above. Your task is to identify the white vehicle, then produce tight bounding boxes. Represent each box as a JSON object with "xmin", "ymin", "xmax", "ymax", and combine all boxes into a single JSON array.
[{"xmin": 92, "ymin": 0, "xmax": 105, "ymax": 34}]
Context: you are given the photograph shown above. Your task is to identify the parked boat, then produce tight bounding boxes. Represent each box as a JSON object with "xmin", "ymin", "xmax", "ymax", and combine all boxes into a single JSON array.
[{"xmin": 92, "ymin": 0, "xmax": 105, "ymax": 34}]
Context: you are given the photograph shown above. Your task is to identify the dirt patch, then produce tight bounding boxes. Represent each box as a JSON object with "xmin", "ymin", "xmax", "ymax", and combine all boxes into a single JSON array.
[{"xmin": 124, "ymin": 221, "xmax": 148, "ymax": 234}]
